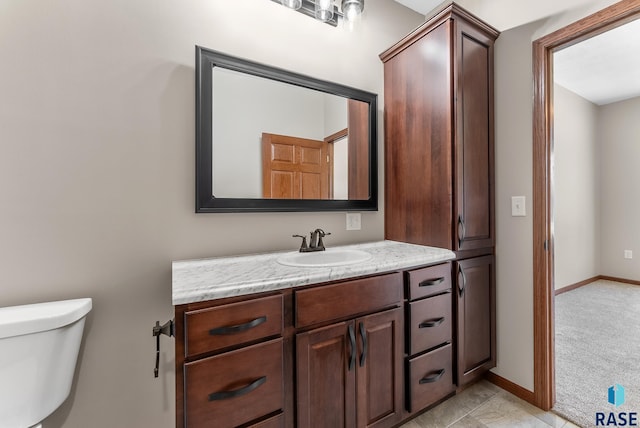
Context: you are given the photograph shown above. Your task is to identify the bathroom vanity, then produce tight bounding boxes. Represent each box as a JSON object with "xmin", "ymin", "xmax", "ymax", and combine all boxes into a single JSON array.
[
  {"xmin": 176, "ymin": 3, "xmax": 499, "ymax": 426},
  {"xmin": 172, "ymin": 241, "xmax": 481, "ymax": 428}
]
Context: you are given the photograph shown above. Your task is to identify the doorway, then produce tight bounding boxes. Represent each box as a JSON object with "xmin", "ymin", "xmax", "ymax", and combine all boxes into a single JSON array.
[{"xmin": 532, "ymin": 0, "xmax": 640, "ymax": 411}]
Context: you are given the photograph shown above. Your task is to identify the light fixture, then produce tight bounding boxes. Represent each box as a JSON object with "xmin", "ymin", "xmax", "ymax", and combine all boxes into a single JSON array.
[
  {"xmin": 341, "ymin": 0, "xmax": 363, "ymax": 22},
  {"xmin": 315, "ymin": 0, "xmax": 334, "ymax": 22},
  {"xmin": 271, "ymin": 0, "xmax": 364, "ymax": 27},
  {"xmin": 281, "ymin": 0, "xmax": 302, "ymax": 10}
]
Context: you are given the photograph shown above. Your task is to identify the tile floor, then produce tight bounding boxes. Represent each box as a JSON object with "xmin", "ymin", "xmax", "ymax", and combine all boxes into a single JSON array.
[{"xmin": 399, "ymin": 381, "xmax": 581, "ymax": 428}]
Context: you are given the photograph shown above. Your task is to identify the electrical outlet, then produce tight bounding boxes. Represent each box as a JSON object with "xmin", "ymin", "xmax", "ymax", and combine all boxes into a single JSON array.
[
  {"xmin": 346, "ymin": 212, "xmax": 361, "ymax": 230},
  {"xmin": 624, "ymin": 250, "xmax": 633, "ymax": 259}
]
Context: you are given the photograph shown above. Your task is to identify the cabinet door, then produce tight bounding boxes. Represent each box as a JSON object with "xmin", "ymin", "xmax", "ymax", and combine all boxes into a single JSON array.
[
  {"xmin": 454, "ymin": 19, "xmax": 495, "ymax": 252},
  {"xmin": 356, "ymin": 308, "xmax": 403, "ymax": 428},
  {"xmin": 455, "ymin": 256, "xmax": 496, "ymax": 386},
  {"xmin": 296, "ymin": 321, "xmax": 356, "ymax": 428},
  {"xmin": 383, "ymin": 20, "xmax": 453, "ymax": 249}
]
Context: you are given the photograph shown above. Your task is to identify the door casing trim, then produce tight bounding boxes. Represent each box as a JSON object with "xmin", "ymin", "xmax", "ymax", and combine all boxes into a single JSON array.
[{"xmin": 532, "ymin": 0, "xmax": 640, "ymax": 410}]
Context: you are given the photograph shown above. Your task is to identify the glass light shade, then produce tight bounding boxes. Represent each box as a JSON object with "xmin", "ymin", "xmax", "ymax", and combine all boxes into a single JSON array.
[
  {"xmin": 315, "ymin": 0, "xmax": 334, "ymax": 22},
  {"xmin": 281, "ymin": 0, "xmax": 302, "ymax": 10},
  {"xmin": 342, "ymin": 0, "xmax": 363, "ymax": 22}
]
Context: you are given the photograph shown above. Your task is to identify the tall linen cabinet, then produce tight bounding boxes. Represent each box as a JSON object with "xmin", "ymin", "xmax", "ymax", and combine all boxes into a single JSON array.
[{"xmin": 380, "ymin": 3, "xmax": 499, "ymax": 387}]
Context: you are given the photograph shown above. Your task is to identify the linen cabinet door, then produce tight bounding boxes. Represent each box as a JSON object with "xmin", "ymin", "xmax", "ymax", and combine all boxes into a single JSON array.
[
  {"xmin": 455, "ymin": 255, "xmax": 496, "ymax": 386},
  {"xmin": 296, "ymin": 321, "xmax": 356, "ymax": 428},
  {"xmin": 356, "ymin": 308, "xmax": 403, "ymax": 428},
  {"xmin": 382, "ymin": 20, "xmax": 454, "ymax": 249},
  {"xmin": 453, "ymin": 19, "xmax": 495, "ymax": 252}
]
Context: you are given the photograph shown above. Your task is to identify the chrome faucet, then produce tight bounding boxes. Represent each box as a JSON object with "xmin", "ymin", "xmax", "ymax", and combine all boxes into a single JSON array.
[{"xmin": 292, "ymin": 228, "xmax": 331, "ymax": 252}]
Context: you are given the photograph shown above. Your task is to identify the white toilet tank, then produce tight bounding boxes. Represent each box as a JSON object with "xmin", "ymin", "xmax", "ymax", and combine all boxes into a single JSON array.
[{"xmin": 0, "ymin": 298, "xmax": 92, "ymax": 428}]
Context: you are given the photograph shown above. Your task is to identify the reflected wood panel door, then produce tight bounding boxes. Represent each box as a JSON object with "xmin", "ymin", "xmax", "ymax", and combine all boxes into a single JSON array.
[{"xmin": 262, "ymin": 133, "xmax": 329, "ymax": 199}]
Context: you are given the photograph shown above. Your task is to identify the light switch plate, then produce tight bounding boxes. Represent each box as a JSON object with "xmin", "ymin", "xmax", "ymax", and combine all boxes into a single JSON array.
[
  {"xmin": 346, "ymin": 212, "xmax": 361, "ymax": 230},
  {"xmin": 512, "ymin": 196, "xmax": 526, "ymax": 217},
  {"xmin": 625, "ymin": 250, "xmax": 633, "ymax": 259}
]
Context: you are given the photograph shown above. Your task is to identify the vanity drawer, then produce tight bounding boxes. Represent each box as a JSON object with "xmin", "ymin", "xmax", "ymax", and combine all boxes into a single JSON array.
[
  {"xmin": 185, "ymin": 294, "xmax": 283, "ymax": 357},
  {"xmin": 407, "ymin": 292, "xmax": 452, "ymax": 355},
  {"xmin": 248, "ymin": 413, "xmax": 284, "ymax": 428},
  {"xmin": 184, "ymin": 338, "xmax": 284, "ymax": 428},
  {"xmin": 406, "ymin": 263, "xmax": 452, "ymax": 300},
  {"xmin": 406, "ymin": 344, "xmax": 455, "ymax": 412},
  {"xmin": 295, "ymin": 272, "xmax": 403, "ymax": 328}
]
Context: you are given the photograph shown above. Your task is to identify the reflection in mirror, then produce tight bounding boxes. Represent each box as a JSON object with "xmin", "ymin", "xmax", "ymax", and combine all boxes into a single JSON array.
[
  {"xmin": 196, "ymin": 46, "xmax": 378, "ymax": 213},
  {"xmin": 212, "ymin": 68, "xmax": 369, "ymax": 200}
]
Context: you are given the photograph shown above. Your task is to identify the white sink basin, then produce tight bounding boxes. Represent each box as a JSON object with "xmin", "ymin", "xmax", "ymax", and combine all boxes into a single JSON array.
[{"xmin": 277, "ymin": 249, "xmax": 372, "ymax": 268}]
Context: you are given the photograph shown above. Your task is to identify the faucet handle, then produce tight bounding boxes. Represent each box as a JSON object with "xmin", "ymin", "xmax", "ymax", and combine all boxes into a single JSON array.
[{"xmin": 292, "ymin": 234, "xmax": 308, "ymax": 252}]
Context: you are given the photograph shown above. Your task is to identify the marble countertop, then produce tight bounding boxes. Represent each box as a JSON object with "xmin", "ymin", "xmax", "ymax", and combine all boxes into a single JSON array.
[{"xmin": 172, "ymin": 240, "xmax": 455, "ymax": 305}]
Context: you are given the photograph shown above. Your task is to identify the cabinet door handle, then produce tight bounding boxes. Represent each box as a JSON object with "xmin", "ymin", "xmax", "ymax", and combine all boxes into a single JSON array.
[
  {"xmin": 359, "ymin": 322, "xmax": 367, "ymax": 367},
  {"xmin": 418, "ymin": 277, "xmax": 445, "ymax": 287},
  {"xmin": 419, "ymin": 317, "xmax": 445, "ymax": 328},
  {"xmin": 208, "ymin": 316, "xmax": 267, "ymax": 336},
  {"xmin": 419, "ymin": 369, "xmax": 445, "ymax": 384},
  {"xmin": 208, "ymin": 376, "xmax": 266, "ymax": 401},
  {"xmin": 458, "ymin": 215, "xmax": 466, "ymax": 248},
  {"xmin": 348, "ymin": 324, "xmax": 356, "ymax": 371},
  {"xmin": 458, "ymin": 265, "xmax": 466, "ymax": 298}
]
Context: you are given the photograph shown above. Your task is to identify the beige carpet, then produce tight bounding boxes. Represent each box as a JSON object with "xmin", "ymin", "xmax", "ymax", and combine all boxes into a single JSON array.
[{"xmin": 553, "ymin": 280, "xmax": 640, "ymax": 427}]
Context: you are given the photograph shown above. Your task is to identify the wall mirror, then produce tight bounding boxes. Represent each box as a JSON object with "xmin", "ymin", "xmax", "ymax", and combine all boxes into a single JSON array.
[{"xmin": 196, "ymin": 46, "xmax": 378, "ymax": 212}]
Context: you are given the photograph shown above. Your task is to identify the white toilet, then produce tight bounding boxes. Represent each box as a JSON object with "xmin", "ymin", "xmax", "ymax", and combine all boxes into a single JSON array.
[{"xmin": 0, "ymin": 298, "xmax": 92, "ymax": 428}]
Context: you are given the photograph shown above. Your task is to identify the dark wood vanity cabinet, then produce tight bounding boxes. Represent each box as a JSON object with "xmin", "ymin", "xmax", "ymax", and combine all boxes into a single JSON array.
[
  {"xmin": 175, "ymin": 295, "xmax": 285, "ymax": 428},
  {"xmin": 380, "ymin": 3, "xmax": 499, "ymax": 389},
  {"xmin": 404, "ymin": 264, "xmax": 455, "ymax": 413},
  {"xmin": 296, "ymin": 308, "xmax": 403, "ymax": 428},
  {"xmin": 176, "ymin": 272, "xmax": 406, "ymax": 428},
  {"xmin": 295, "ymin": 273, "xmax": 404, "ymax": 428},
  {"xmin": 455, "ymin": 255, "xmax": 496, "ymax": 386},
  {"xmin": 380, "ymin": 3, "xmax": 498, "ymax": 253}
]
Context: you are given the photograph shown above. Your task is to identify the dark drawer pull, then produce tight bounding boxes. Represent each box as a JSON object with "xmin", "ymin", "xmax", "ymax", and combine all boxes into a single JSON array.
[
  {"xmin": 418, "ymin": 277, "xmax": 445, "ymax": 287},
  {"xmin": 359, "ymin": 322, "xmax": 367, "ymax": 368},
  {"xmin": 208, "ymin": 376, "xmax": 267, "ymax": 401},
  {"xmin": 419, "ymin": 317, "xmax": 445, "ymax": 328},
  {"xmin": 419, "ymin": 369, "xmax": 445, "ymax": 384},
  {"xmin": 209, "ymin": 316, "xmax": 267, "ymax": 336},
  {"xmin": 348, "ymin": 324, "xmax": 356, "ymax": 371}
]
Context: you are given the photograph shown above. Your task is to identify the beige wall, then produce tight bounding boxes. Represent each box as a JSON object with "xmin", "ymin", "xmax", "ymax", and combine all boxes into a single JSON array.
[
  {"xmin": 553, "ymin": 84, "xmax": 600, "ymax": 290},
  {"xmin": 0, "ymin": 1, "xmax": 422, "ymax": 427},
  {"xmin": 491, "ymin": 0, "xmax": 618, "ymax": 391},
  {"xmin": 2, "ymin": 0, "xmax": 632, "ymax": 423},
  {"xmin": 599, "ymin": 95, "xmax": 640, "ymax": 280}
]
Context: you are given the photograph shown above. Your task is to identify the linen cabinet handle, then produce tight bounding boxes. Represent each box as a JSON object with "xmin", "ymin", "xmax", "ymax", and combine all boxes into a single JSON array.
[
  {"xmin": 419, "ymin": 369, "xmax": 445, "ymax": 384},
  {"xmin": 208, "ymin": 376, "xmax": 266, "ymax": 401},
  {"xmin": 208, "ymin": 316, "xmax": 267, "ymax": 336},
  {"xmin": 457, "ymin": 215, "xmax": 466, "ymax": 248},
  {"xmin": 348, "ymin": 324, "xmax": 356, "ymax": 371},
  {"xmin": 418, "ymin": 277, "xmax": 445, "ymax": 287},
  {"xmin": 419, "ymin": 317, "xmax": 445, "ymax": 328},
  {"xmin": 458, "ymin": 265, "xmax": 466, "ymax": 298},
  {"xmin": 359, "ymin": 322, "xmax": 367, "ymax": 367}
]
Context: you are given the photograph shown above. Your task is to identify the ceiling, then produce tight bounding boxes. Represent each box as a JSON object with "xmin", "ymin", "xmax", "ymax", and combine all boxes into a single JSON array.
[
  {"xmin": 554, "ymin": 18, "xmax": 640, "ymax": 105},
  {"xmin": 393, "ymin": 0, "xmax": 640, "ymax": 106}
]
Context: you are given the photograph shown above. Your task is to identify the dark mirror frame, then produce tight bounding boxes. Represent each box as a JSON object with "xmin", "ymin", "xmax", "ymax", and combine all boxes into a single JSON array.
[{"xmin": 195, "ymin": 46, "xmax": 378, "ymax": 213}]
